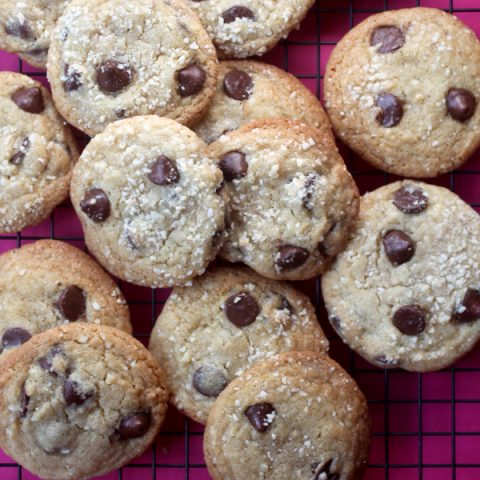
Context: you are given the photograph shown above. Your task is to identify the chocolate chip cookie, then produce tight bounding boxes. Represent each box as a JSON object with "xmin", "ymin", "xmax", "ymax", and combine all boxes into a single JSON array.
[
  {"xmin": 0, "ymin": 0, "xmax": 71, "ymax": 68},
  {"xmin": 187, "ymin": 0, "xmax": 315, "ymax": 59},
  {"xmin": 193, "ymin": 59, "xmax": 332, "ymax": 144},
  {"xmin": 204, "ymin": 351, "xmax": 370, "ymax": 480},
  {"xmin": 47, "ymin": 0, "xmax": 218, "ymax": 136},
  {"xmin": 208, "ymin": 119, "xmax": 359, "ymax": 281},
  {"xmin": 0, "ymin": 72, "xmax": 78, "ymax": 233},
  {"xmin": 322, "ymin": 181, "xmax": 480, "ymax": 372},
  {"xmin": 70, "ymin": 115, "xmax": 226, "ymax": 288},
  {"xmin": 324, "ymin": 7, "xmax": 480, "ymax": 177},
  {"xmin": 0, "ymin": 323, "xmax": 168, "ymax": 480},
  {"xmin": 0, "ymin": 240, "xmax": 131, "ymax": 357},
  {"xmin": 149, "ymin": 266, "xmax": 328, "ymax": 424}
]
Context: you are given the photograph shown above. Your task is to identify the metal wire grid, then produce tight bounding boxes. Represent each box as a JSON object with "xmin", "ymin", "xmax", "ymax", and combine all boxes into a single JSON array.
[{"xmin": 1, "ymin": 0, "xmax": 480, "ymax": 479}]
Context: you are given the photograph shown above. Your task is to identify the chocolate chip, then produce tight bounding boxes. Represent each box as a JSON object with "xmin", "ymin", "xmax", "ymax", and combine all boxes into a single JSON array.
[
  {"xmin": 223, "ymin": 69, "xmax": 253, "ymax": 101},
  {"xmin": 371, "ymin": 26, "xmax": 405, "ymax": 53},
  {"xmin": 392, "ymin": 304, "xmax": 426, "ymax": 335},
  {"xmin": 192, "ymin": 365, "xmax": 228, "ymax": 397},
  {"xmin": 446, "ymin": 88, "xmax": 476, "ymax": 122},
  {"xmin": 63, "ymin": 380, "xmax": 92, "ymax": 406},
  {"xmin": 374, "ymin": 355, "xmax": 399, "ymax": 368},
  {"xmin": 177, "ymin": 64, "xmax": 206, "ymax": 97},
  {"xmin": 20, "ymin": 383, "xmax": 29, "ymax": 418},
  {"xmin": 393, "ymin": 186, "xmax": 429, "ymax": 214},
  {"xmin": 11, "ymin": 87, "xmax": 44, "ymax": 114},
  {"xmin": 119, "ymin": 412, "xmax": 151, "ymax": 439},
  {"xmin": 454, "ymin": 289, "xmax": 480, "ymax": 322},
  {"xmin": 383, "ymin": 230, "xmax": 415, "ymax": 266},
  {"xmin": 80, "ymin": 188, "xmax": 111, "ymax": 223},
  {"xmin": 245, "ymin": 403, "xmax": 276, "ymax": 433},
  {"xmin": 10, "ymin": 137, "xmax": 30, "ymax": 165},
  {"xmin": 63, "ymin": 64, "xmax": 82, "ymax": 92},
  {"xmin": 222, "ymin": 6, "xmax": 255, "ymax": 23},
  {"xmin": 56, "ymin": 286, "xmax": 86, "ymax": 322},
  {"xmin": 96, "ymin": 60, "xmax": 134, "ymax": 94},
  {"xmin": 1, "ymin": 328, "xmax": 31, "ymax": 351},
  {"xmin": 302, "ymin": 173, "xmax": 317, "ymax": 210},
  {"xmin": 38, "ymin": 344, "xmax": 64, "ymax": 373},
  {"xmin": 224, "ymin": 292, "xmax": 260, "ymax": 327},
  {"xmin": 148, "ymin": 156, "xmax": 180, "ymax": 186},
  {"xmin": 376, "ymin": 93, "xmax": 403, "ymax": 128},
  {"xmin": 275, "ymin": 245, "xmax": 309, "ymax": 271},
  {"xmin": 219, "ymin": 151, "xmax": 248, "ymax": 181},
  {"xmin": 5, "ymin": 18, "xmax": 34, "ymax": 40}
]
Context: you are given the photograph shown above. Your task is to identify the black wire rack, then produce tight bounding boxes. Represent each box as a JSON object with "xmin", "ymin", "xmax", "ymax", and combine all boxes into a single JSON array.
[{"xmin": 1, "ymin": 0, "xmax": 480, "ymax": 479}]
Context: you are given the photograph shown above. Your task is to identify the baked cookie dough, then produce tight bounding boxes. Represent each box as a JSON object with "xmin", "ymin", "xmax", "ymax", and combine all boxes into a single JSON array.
[
  {"xmin": 149, "ymin": 266, "xmax": 328, "ymax": 424},
  {"xmin": 322, "ymin": 181, "xmax": 480, "ymax": 372},
  {"xmin": 0, "ymin": 0, "xmax": 71, "ymax": 68},
  {"xmin": 187, "ymin": 0, "xmax": 315, "ymax": 59},
  {"xmin": 0, "ymin": 72, "xmax": 78, "ymax": 233},
  {"xmin": 208, "ymin": 119, "xmax": 359, "ymax": 281},
  {"xmin": 204, "ymin": 351, "xmax": 370, "ymax": 480},
  {"xmin": 324, "ymin": 7, "xmax": 480, "ymax": 177},
  {"xmin": 193, "ymin": 59, "xmax": 332, "ymax": 144},
  {"xmin": 0, "ymin": 240, "xmax": 131, "ymax": 358},
  {"xmin": 70, "ymin": 116, "xmax": 226, "ymax": 288},
  {"xmin": 47, "ymin": 0, "xmax": 218, "ymax": 136},
  {"xmin": 0, "ymin": 323, "xmax": 168, "ymax": 480}
]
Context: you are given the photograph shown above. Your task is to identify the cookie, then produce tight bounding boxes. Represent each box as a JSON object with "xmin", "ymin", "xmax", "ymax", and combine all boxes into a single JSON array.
[
  {"xmin": 187, "ymin": 0, "xmax": 315, "ymax": 59},
  {"xmin": 208, "ymin": 119, "xmax": 359, "ymax": 281},
  {"xmin": 0, "ymin": 323, "xmax": 168, "ymax": 480},
  {"xmin": 47, "ymin": 0, "xmax": 218, "ymax": 136},
  {"xmin": 0, "ymin": 0, "xmax": 70, "ymax": 69},
  {"xmin": 322, "ymin": 181, "xmax": 480, "ymax": 372},
  {"xmin": 204, "ymin": 351, "xmax": 370, "ymax": 480},
  {"xmin": 0, "ymin": 72, "xmax": 78, "ymax": 233},
  {"xmin": 70, "ymin": 115, "xmax": 226, "ymax": 288},
  {"xmin": 193, "ymin": 59, "xmax": 332, "ymax": 144},
  {"xmin": 0, "ymin": 240, "xmax": 131, "ymax": 357},
  {"xmin": 149, "ymin": 265, "xmax": 328, "ymax": 424},
  {"xmin": 324, "ymin": 7, "xmax": 480, "ymax": 177}
]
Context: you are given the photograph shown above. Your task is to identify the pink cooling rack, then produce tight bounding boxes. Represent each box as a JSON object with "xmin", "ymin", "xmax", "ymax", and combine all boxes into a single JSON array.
[{"xmin": 2, "ymin": 1, "xmax": 480, "ymax": 479}]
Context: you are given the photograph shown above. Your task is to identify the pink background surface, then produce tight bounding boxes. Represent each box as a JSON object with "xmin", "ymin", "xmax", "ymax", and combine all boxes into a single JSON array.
[{"xmin": 1, "ymin": 0, "xmax": 480, "ymax": 479}]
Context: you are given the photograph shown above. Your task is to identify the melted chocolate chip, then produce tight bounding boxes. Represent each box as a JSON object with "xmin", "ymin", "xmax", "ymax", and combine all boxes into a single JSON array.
[
  {"xmin": 63, "ymin": 380, "xmax": 92, "ymax": 406},
  {"xmin": 392, "ymin": 304, "xmax": 426, "ymax": 336},
  {"xmin": 20, "ymin": 383, "xmax": 29, "ymax": 418},
  {"xmin": 56, "ymin": 286, "xmax": 86, "ymax": 321},
  {"xmin": 393, "ymin": 186, "xmax": 429, "ymax": 214},
  {"xmin": 96, "ymin": 60, "xmax": 134, "ymax": 94},
  {"xmin": 446, "ymin": 88, "xmax": 476, "ymax": 122},
  {"xmin": 383, "ymin": 230, "xmax": 415, "ymax": 266},
  {"xmin": 1, "ymin": 328, "xmax": 31, "ymax": 351},
  {"xmin": 119, "ymin": 412, "xmax": 151, "ymax": 439},
  {"xmin": 148, "ymin": 156, "xmax": 180, "ymax": 185},
  {"xmin": 222, "ymin": 6, "xmax": 255, "ymax": 23},
  {"xmin": 219, "ymin": 151, "xmax": 248, "ymax": 181},
  {"xmin": 275, "ymin": 245, "xmax": 309, "ymax": 271},
  {"xmin": 10, "ymin": 137, "xmax": 30, "ymax": 165},
  {"xmin": 245, "ymin": 403, "xmax": 276, "ymax": 433},
  {"xmin": 192, "ymin": 365, "xmax": 228, "ymax": 397},
  {"xmin": 224, "ymin": 292, "xmax": 260, "ymax": 327},
  {"xmin": 302, "ymin": 173, "xmax": 317, "ymax": 210},
  {"xmin": 80, "ymin": 188, "xmax": 111, "ymax": 223},
  {"xmin": 11, "ymin": 87, "xmax": 44, "ymax": 114},
  {"xmin": 376, "ymin": 93, "xmax": 403, "ymax": 128},
  {"xmin": 454, "ymin": 289, "xmax": 480, "ymax": 322},
  {"xmin": 5, "ymin": 18, "xmax": 34, "ymax": 40},
  {"xmin": 223, "ymin": 69, "xmax": 253, "ymax": 101},
  {"xmin": 371, "ymin": 26, "xmax": 405, "ymax": 53},
  {"xmin": 38, "ymin": 344, "xmax": 64, "ymax": 373},
  {"xmin": 63, "ymin": 65, "xmax": 82, "ymax": 92},
  {"xmin": 177, "ymin": 64, "xmax": 206, "ymax": 97}
]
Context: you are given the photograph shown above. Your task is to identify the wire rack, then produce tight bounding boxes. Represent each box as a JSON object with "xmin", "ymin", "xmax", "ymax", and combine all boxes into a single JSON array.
[{"xmin": 1, "ymin": 0, "xmax": 480, "ymax": 479}]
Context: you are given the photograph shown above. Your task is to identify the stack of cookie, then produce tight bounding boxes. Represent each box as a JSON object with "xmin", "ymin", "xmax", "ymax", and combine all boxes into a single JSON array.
[{"xmin": 1, "ymin": 1, "xmax": 480, "ymax": 479}]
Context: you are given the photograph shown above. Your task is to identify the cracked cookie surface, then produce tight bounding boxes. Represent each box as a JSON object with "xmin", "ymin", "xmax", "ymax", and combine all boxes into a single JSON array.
[
  {"xmin": 0, "ymin": 323, "xmax": 168, "ymax": 480},
  {"xmin": 0, "ymin": 240, "xmax": 131, "ymax": 358},
  {"xmin": 204, "ymin": 351, "xmax": 370, "ymax": 480},
  {"xmin": 47, "ymin": 0, "xmax": 218, "ymax": 136},
  {"xmin": 149, "ymin": 266, "xmax": 328, "ymax": 424},
  {"xmin": 0, "ymin": 72, "xmax": 78, "ymax": 233},
  {"xmin": 322, "ymin": 181, "xmax": 480, "ymax": 372}
]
